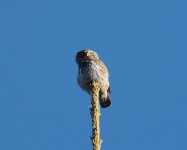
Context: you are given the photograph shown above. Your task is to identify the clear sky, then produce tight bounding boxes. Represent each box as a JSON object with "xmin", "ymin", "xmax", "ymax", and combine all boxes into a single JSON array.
[{"xmin": 0, "ymin": 0, "xmax": 187, "ymax": 150}]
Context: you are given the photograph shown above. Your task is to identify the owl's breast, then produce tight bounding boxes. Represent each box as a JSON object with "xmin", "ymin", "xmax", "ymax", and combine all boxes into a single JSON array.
[
  {"xmin": 78, "ymin": 61, "xmax": 109, "ymax": 92},
  {"xmin": 79, "ymin": 61, "xmax": 101, "ymax": 80}
]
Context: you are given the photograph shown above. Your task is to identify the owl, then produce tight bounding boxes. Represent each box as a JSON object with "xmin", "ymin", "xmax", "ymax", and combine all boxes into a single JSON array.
[{"xmin": 76, "ymin": 49, "xmax": 111, "ymax": 108}]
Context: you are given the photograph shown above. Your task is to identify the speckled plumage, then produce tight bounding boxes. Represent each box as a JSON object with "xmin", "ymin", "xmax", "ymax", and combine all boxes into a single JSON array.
[{"xmin": 76, "ymin": 49, "xmax": 111, "ymax": 108}]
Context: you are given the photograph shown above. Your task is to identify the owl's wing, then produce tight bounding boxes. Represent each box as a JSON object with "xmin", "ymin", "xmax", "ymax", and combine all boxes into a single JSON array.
[
  {"xmin": 94, "ymin": 59, "xmax": 111, "ymax": 93},
  {"xmin": 95, "ymin": 59, "xmax": 109, "ymax": 78},
  {"xmin": 99, "ymin": 60, "xmax": 111, "ymax": 93}
]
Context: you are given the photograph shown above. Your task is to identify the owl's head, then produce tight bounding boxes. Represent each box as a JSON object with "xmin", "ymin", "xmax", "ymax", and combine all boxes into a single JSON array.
[{"xmin": 76, "ymin": 49, "xmax": 99, "ymax": 64}]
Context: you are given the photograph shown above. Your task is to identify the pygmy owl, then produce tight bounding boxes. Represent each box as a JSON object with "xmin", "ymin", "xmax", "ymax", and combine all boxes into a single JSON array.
[{"xmin": 76, "ymin": 49, "xmax": 111, "ymax": 108}]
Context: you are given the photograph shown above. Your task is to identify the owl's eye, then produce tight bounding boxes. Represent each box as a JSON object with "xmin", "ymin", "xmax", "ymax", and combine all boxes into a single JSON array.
[
  {"xmin": 84, "ymin": 53, "xmax": 88, "ymax": 57},
  {"xmin": 79, "ymin": 53, "xmax": 84, "ymax": 57}
]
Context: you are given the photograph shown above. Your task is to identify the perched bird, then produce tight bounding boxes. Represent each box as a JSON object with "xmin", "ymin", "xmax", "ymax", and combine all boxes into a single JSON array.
[{"xmin": 76, "ymin": 49, "xmax": 111, "ymax": 108}]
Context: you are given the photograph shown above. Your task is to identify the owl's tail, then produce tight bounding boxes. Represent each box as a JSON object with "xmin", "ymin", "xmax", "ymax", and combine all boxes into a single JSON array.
[{"xmin": 100, "ymin": 96, "xmax": 111, "ymax": 108}]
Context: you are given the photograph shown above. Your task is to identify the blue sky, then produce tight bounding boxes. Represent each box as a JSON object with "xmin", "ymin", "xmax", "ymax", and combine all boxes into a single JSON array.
[{"xmin": 0, "ymin": 0, "xmax": 187, "ymax": 150}]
